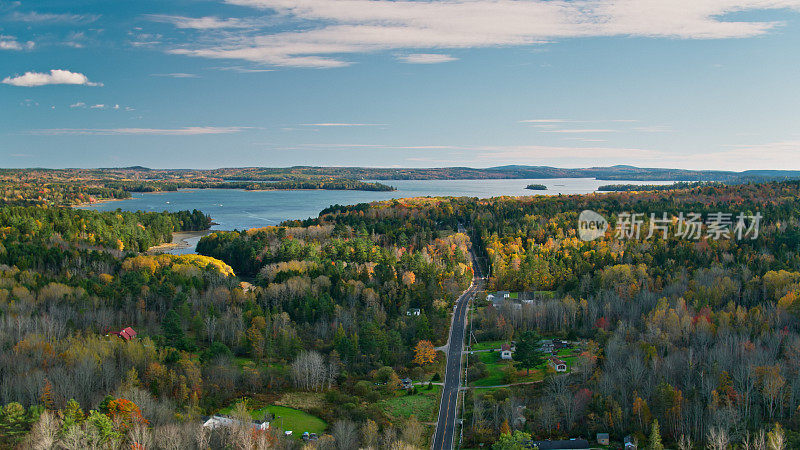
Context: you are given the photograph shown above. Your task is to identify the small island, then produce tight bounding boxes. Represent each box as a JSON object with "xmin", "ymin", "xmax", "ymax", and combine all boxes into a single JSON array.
[{"xmin": 525, "ymin": 184, "xmax": 547, "ymax": 190}]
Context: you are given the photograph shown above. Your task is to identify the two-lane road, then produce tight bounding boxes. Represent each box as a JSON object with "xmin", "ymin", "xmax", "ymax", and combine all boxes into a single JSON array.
[{"xmin": 431, "ymin": 251, "xmax": 482, "ymax": 450}]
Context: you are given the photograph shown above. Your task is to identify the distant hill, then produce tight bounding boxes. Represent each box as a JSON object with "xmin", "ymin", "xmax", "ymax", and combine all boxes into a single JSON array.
[{"xmin": 6, "ymin": 165, "xmax": 800, "ymax": 183}]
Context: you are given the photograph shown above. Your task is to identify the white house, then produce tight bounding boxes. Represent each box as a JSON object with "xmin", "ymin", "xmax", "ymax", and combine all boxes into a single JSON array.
[
  {"xmin": 500, "ymin": 343, "xmax": 513, "ymax": 360},
  {"xmin": 549, "ymin": 357, "xmax": 567, "ymax": 372},
  {"xmin": 202, "ymin": 415, "xmax": 269, "ymax": 431},
  {"xmin": 406, "ymin": 308, "xmax": 421, "ymax": 316}
]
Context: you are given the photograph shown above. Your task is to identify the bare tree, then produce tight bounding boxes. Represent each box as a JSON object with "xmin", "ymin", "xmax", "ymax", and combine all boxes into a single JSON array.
[
  {"xmin": 204, "ymin": 316, "xmax": 217, "ymax": 344},
  {"xmin": 195, "ymin": 423, "xmax": 211, "ymax": 450},
  {"xmin": 677, "ymin": 434, "xmax": 693, "ymax": 450},
  {"xmin": 228, "ymin": 402, "xmax": 255, "ymax": 450},
  {"xmin": 400, "ymin": 416, "xmax": 425, "ymax": 448},
  {"xmin": 23, "ymin": 410, "xmax": 61, "ymax": 450},
  {"xmin": 361, "ymin": 419, "xmax": 379, "ymax": 449},
  {"xmin": 332, "ymin": 420, "xmax": 359, "ymax": 450},
  {"xmin": 381, "ymin": 427, "xmax": 397, "ymax": 450},
  {"xmin": 753, "ymin": 429, "xmax": 767, "ymax": 450},
  {"xmin": 156, "ymin": 424, "xmax": 187, "ymax": 450},
  {"xmin": 706, "ymin": 427, "xmax": 729, "ymax": 450},
  {"xmin": 128, "ymin": 423, "xmax": 153, "ymax": 450},
  {"xmin": 291, "ymin": 350, "xmax": 327, "ymax": 391}
]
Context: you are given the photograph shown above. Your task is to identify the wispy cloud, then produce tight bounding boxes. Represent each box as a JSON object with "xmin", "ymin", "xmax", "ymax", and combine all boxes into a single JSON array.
[
  {"xmin": 397, "ymin": 53, "xmax": 457, "ymax": 64},
  {"xmin": 519, "ymin": 119, "xmax": 573, "ymax": 124},
  {"xmin": 26, "ymin": 127, "xmax": 251, "ymax": 136},
  {"xmin": 2, "ymin": 70, "xmax": 102, "ymax": 87},
  {"xmin": 300, "ymin": 123, "xmax": 386, "ymax": 127},
  {"xmin": 290, "ymin": 143, "xmax": 459, "ymax": 150},
  {"xmin": 162, "ymin": 0, "xmax": 800, "ymax": 68},
  {"xmin": 541, "ymin": 129, "xmax": 618, "ymax": 133},
  {"xmin": 8, "ymin": 11, "xmax": 100, "ymax": 24},
  {"xmin": 147, "ymin": 15, "xmax": 252, "ymax": 30},
  {"xmin": 212, "ymin": 66, "xmax": 274, "ymax": 73},
  {"xmin": 151, "ymin": 73, "xmax": 199, "ymax": 78},
  {"xmin": 0, "ymin": 35, "xmax": 34, "ymax": 51},
  {"xmin": 520, "ymin": 118, "xmax": 667, "ymax": 135}
]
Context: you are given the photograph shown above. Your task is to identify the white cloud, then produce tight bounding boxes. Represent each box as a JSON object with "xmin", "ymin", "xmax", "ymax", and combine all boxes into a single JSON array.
[
  {"xmin": 90, "ymin": 104, "xmax": 105, "ymax": 109},
  {"xmin": 541, "ymin": 128, "xmax": 618, "ymax": 133},
  {"xmin": 397, "ymin": 53, "xmax": 457, "ymax": 64},
  {"xmin": 0, "ymin": 35, "xmax": 33, "ymax": 51},
  {"xmin": 151, "ymin": 72, "xmax": 199, "ymax": 78},
  {"xmin": 69, "ymin": 102, "xmax": 86, "ymax": 108},
  {"xmin": 147, "ymin": 15, "xmax": 252, "ymax": 30},
  {"xmin": 519, "ymin": 119, "xmax": 573, "ymax": 123},
  {"xmin": 212, "ymin": 66, "xmax": 275, "ymax": 73},
  {"xmin": 3, "ymin": 70, "xmax": 102, "ymax": 87},
  {"xmin": 162, "ymin": 0, "xmax": 800, "ymax": 67},
  {"xmin": 8, "ymin": 11, "xmax": 100, "ymax": 24},
  {"xmin": 300, "ymin": 123, "xmax": 385, "ymax": 127},
  {"xmin": 27, "ymin": 127, "xmax": 250, "ymax": 136}
]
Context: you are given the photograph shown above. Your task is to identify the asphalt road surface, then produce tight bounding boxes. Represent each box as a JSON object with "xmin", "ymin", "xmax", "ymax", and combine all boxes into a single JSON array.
[{"xmin": 431, "ymin": 250, "xmax": 482, "ymax": 450}]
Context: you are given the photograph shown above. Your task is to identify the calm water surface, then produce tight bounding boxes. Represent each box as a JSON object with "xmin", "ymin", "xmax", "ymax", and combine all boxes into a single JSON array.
[{"xmin": 82, "ymin": 178, "xmax": 672, "ymax": 231}]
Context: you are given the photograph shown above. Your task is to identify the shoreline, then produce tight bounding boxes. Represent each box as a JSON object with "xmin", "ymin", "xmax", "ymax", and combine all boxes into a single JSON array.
[
  {"xmin": 72, "ymin": 197, "xmax": 129, "ymax": 208},
  {"xmin": 147, "ymin": 230, "xmax": 212, "ymax": 254}
]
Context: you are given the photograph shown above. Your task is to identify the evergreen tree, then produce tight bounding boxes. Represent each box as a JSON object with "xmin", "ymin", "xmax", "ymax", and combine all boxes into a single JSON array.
[
  {"xmin": 162, "ymin": 309, "xmax": 187, "ymax": 350},
  {"xmin": 514, "ymin": 331, "xmax": 545, "ymax": 375}
]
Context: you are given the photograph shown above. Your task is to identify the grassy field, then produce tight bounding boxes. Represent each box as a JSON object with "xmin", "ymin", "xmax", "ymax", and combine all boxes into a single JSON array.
[
  {"xmin": 255, "ymin": 405, "xmax": 327, "ymax": 435},
  {"xmin": 218, "ymin": 402, "xmax": 327, "ymax": 436},
  {"xmin": 470, "ymin": 340, "xmax": 505, "ymax": 351},
  {"xmin": 378, "ymin": 385, "xmax": 442, "ymax": 422},
  {"xmin": 470, "ymin": 351, "xmax": 544, "ymax": 387},
  {"xmin": 557, "ymin": 348, "xmax": 580, "ymax": 370}
]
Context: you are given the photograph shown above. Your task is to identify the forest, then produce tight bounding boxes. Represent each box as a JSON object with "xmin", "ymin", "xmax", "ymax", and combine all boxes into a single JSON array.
[
  {"xmin": 1, "ymin": 179, "xmax": 800, "ymax": 448},
  {"xmin": 462, "ymin": 181, "xmax": 800, "ymax": 449},
  {"xmin": 0, "ymin": 191, "xmax": 473, "ymax": 448}
]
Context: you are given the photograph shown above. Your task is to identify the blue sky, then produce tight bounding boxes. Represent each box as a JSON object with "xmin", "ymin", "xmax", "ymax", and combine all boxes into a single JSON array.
[{"xmin": 1, "ymin": 0, "xmax": 799, "ymax": 170}]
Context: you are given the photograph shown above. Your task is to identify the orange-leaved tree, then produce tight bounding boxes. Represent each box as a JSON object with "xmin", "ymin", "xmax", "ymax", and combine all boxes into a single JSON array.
[{"xmin": 413, "ymin": 340, "xmax": 436, "ymax": 366}]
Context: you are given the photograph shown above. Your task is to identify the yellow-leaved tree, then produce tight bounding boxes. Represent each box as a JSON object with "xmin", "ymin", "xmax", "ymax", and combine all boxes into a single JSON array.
[{"xmin": 413, "ymin": 340, "xmax": 436, "ymax": 366}]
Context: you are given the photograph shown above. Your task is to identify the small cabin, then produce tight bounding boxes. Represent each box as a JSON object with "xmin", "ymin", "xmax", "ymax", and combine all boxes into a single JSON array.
[
  {"xmin": 406, "ymin": 308, "xmax": 421, "ymax": 316},
  {"xmin": 549, "ymin": 356, "xmax": 567, "ymax": 372},
  {"xmin": 109, "ymin": 327, "xmax": 137, "ymax": 341},
  {"xmin": 500, "ymin": 343, "xmax": 513, "ymax": 360}
]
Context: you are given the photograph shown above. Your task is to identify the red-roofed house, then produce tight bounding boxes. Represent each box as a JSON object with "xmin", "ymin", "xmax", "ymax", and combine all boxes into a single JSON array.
[{"xmin": 111, "ymin": 327, "xmax": 137, "ymax": 341}]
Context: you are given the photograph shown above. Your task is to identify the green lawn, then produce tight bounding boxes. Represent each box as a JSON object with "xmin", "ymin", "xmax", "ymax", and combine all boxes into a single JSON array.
[
  {"xmin": 555, "ymin": 348, "xmax": 579, "ymax": 371},
  {"xmin": 470, "ymin": 351, "xmax": 545, "ymax": 387},
  {"xmin": 379, "ymin": 385, "xmax": 442, "ymax": 422},
  {"xmin": 218, "ymin": 403, "xmax": 327, "ymax": 436},
  {"xmin": 471, "ymin": 351, "xmax": 508, "ymax": 386},
  {"xmin": 470, "ymin": 340, "xmax": 505, "ymax": 351}
]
